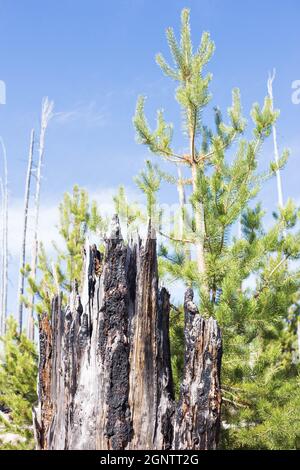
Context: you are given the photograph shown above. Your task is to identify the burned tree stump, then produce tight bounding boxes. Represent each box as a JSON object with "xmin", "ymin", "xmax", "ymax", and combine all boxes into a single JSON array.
[
  {"xmin": 34, "ymin": 217, "xmax": 222, "ymax": 450},
  {"xmin": 173, "ymin": 289, "xmax": 222, "ymax": 450}
]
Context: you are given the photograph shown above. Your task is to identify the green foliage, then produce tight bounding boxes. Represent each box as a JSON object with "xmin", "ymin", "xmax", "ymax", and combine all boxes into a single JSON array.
[
  {"xmin": 0, "ymin": 317, "xmax": 38, "ymax": 449},
  {"xmin": 216, "ymin": 202, "xmax": 300, "ymax": 449},
  {"xmin": 133, "ymin": 96, "xmax": 174, "ymax": 160},
  {"xmin": 270, "ymin": 148, "xmax": 289, "ymax": 174},
  {"xmin": 133, "ymin": 8, "xmax": 300, "ymax": 449},
  {"xmin": 134, "ymin": 160, "xmax": 163, "ymax": 227},
  {"xmin": 157, "ymin": 9, "xmax": 215, "ymax": 138},
  {"xmin": 113, "ymin": 185, "xmax": 144, "ymax": 232},
  {"xmin": 169, "ymin": 305, "xmax": 185, "ymax": 399},
  {"xmin": 55, "ymin": 185, "xmax": 106, "ymax": 289},
  {"xmin": 26, "ymin": 185, "xmax": 107, "ymax": 315},
  {"xmin": 251, "ymin": 96, "xmax": 279, "ymax": 140}
]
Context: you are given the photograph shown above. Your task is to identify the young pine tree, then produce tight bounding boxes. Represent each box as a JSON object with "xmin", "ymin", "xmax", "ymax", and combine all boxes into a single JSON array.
[
  {"xmin": 25, "ymin": 185, "xmax": 107, "ymax": 317},
  {"xmin": 133, "ymin": 8, "xmax": 300, "ymax": 449},
  {"xmin": 0, "ymin": 317, "xmax": 38, "ymax": 449},
  {"xmin": 113, "ymin": 185, "xmax": 144, "ymax": 236}
]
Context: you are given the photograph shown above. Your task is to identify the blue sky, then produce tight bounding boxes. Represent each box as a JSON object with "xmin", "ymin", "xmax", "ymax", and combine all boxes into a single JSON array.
[{"xmin": 0, "ymin": 0, "xmax": 300, "ymax": 313}]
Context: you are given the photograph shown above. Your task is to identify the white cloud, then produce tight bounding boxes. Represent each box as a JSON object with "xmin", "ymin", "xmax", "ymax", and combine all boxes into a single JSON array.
[
  {"xmin": 8, "ymin": 200, "xmax": 60, "ymax": 259},
  {"xmin": 54, "ymin": 101, "xmax": 108, "ymax": 128}
]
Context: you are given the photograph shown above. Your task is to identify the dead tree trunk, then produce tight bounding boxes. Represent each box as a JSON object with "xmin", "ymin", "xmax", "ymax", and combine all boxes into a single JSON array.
[
  {"xmin": 18, "ymin": 129, "xmax": 35, "ymax": 333},
  {"xmin": 34, "ymin": 217, "xmax": 222, "ymax": 450},
  {"xmin": 29, "ymin": 98, "xmax": 54, "ymax": 341}
]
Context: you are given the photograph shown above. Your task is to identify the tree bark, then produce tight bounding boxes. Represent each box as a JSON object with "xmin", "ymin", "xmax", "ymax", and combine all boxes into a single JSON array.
[
  {"xmin": 34, "ymin": 217, "xmax": 222, "ymax": 450},
  {"xmin": 177, "ymin": 166, "xmax": 191, "ymax": 262},
  {"xmin": 191, "ymin": 162, "xmax": 206, "ymax": 285}
]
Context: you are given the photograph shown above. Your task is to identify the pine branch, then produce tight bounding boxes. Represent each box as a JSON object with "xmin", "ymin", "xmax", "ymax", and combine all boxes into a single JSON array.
[
  {"xmin": 222, "ymin": 397, "xmax": 247, "ymax": 409},
  {"xmin": 159, "ymin": 230, "xmax": 193, "ymax": 244},
  {"xmin": 195, "ymin": 131, "xmax": 238, "ymax": 163},
  {"xmin": 170, "ymin": 303, "xmax": 182, "ymax": 315},
  {"xmin": 254, "ymin": 254, "xmax": 291, "ymax": 298}
]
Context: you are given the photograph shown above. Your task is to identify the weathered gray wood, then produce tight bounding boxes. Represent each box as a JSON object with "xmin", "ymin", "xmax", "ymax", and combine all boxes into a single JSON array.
[
  {"xmin": 18, "ymin": 129, "xmax": 35, "ymax": 333},
  {"xmin": 127, "ymin": 225, "xmax": 174, "ymax": 450},
  {"xmin": 173, "ymin": 288, "xmax": 222, "ymax": 450},
  {"xmin": 29, "ymin": 98, "xmax": 54, "ymax": 341},
  {"xmin": 34, "ymin": 217, "xmax": 222, "ymax": 450}
]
